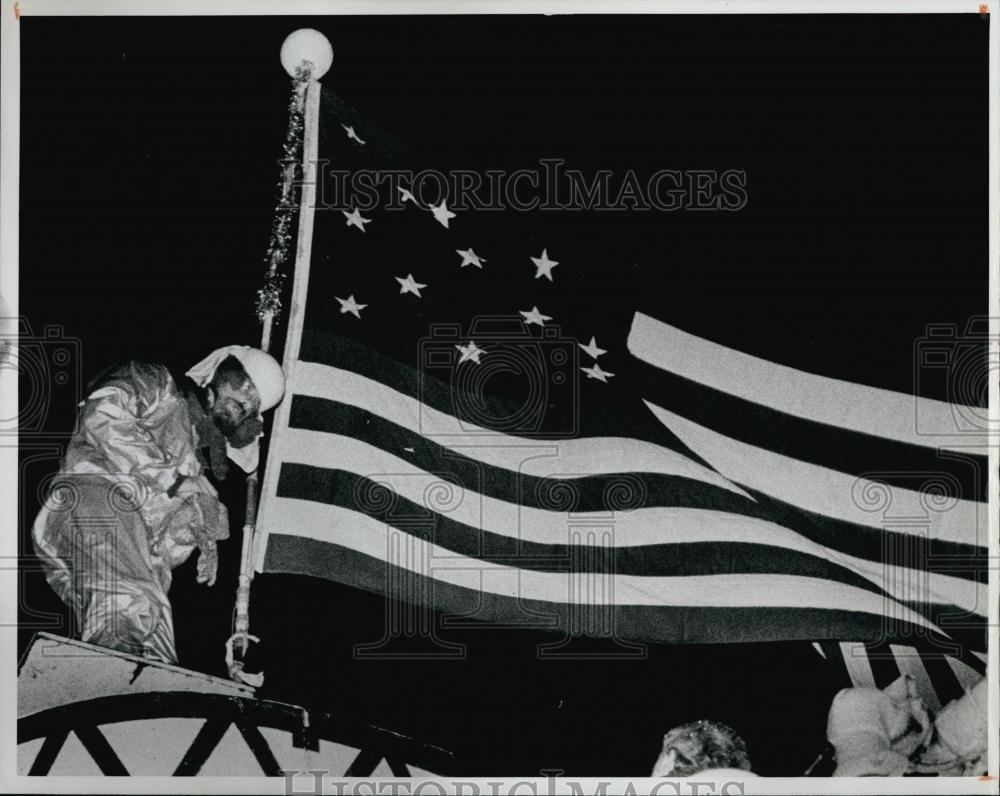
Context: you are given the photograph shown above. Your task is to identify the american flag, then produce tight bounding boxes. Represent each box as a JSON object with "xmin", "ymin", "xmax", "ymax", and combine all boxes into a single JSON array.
[{"xmin": 252, "ymin": 83, "xmax": 987, "ymax": 703}]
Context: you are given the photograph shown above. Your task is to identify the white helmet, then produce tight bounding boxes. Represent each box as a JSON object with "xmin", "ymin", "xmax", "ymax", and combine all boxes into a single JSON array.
[{"xmin": 186, "ymin": 345, "xmax": 286, "ymax": 412}]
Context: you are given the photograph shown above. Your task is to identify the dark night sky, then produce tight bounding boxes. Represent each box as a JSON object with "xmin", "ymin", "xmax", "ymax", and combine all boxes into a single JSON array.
[{"xmin": 17, "ymin": 13, "xmax": 989, "ymax": 776}]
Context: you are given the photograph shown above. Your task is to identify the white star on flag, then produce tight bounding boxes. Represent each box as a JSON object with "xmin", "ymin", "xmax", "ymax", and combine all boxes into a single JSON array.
[
  {"xmin": 581, "ymin": 363, "xmax": 615, "ymax": 383},
  {"xmin": 429, "ymin": 200, "xmax": 456, "ymax": 228},
  {"xmin": 456, "ymin": 341, "xmax": 485, "ymax": 364},
  {"xmin": 456, "ymin": 248, "xmax": 486, "ymax": 268},
  {"xmin": 519, "ymin": 306, "xmax": 552, "ymax": 326},
  {"xmin": 336, "ymin": 295, "xmax": 367, "ymax": 319},
  {"xmin": 396, "ymin": 274, "xmax": 427, "ymax": 297},
  {"xmin": 341, "ymin": 124, "xmax": 366, "ymax": 145},
  {"xmin": 342, "ymin": 208, "xmax": 371, "ymax": 233},
  {"xmin": 579, "ymin": 336, "xmax": 607, "ymax": 359},
  {"xmin": 531, "ymin": 249, "xmax": 559, "ymax": 281},
  {"xmin": 398, "ymin": 186, "xmax": 416, "ymax": 204}
]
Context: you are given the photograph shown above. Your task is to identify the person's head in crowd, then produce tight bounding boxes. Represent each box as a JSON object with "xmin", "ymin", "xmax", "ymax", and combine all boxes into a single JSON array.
[{"xmin": 651, "ymin": 719, "xmax": 753, "ymax": 777}]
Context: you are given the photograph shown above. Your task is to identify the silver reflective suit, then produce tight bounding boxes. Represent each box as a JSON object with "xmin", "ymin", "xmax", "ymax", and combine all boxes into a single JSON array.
[{"xmin": 31, "ymin": 361, "xmax": 229, "ymax": 663}]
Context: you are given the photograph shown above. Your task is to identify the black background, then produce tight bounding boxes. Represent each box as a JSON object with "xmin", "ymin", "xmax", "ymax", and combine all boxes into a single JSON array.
[{"xmin": 17, "ymin": 14, "xmax": 988, "ymax": 776}]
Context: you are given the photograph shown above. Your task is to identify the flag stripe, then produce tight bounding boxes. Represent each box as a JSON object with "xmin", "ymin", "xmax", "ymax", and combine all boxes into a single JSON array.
[
  {"xmin": 945, "ymin": 653, "xmax": 987, "ymax": 692},
  {"xmin": 262, "ymin": 532, "xmax": 954, "ymax": 647},
  {"xmin": 628, "ymin": 311, "xmax": 988, "ymax": 454},
  {"xmin": 890, "ymin": 644, "xmax": 944, "ymax": 713},
  {"xmin": 632, "ymin": 357, "xmax": 986, "ymax": 500},
  {"xmin": 863, "ymin": 641, "xmax": 902, "ymax": 689},
  {"xmin": 838, "ymin": 641, "xmax": 878, "ymax": 689},
  {"xmin": 744, "ymin": 490, "xmax": 985, "ymax": 582},
  {"xmin": 272, "ymin": 457, "xmax": 987, "ymax": 619},
  {"xmin": 290, "ymin": 361, "xmax": 749, "ymax": 496},
  {"xmin": 279, "ymin": 401, "xmax": 987, "ymax": 571},
  {"xmin": 287, "ymin": 401, "xmax": 753, "ymax": 512},
  {"xmin": 645, "ymin": 400, "xmax": 985, "ymax": 547},
  {"xmin": 915, "ymin": 652, "xmax": 968, "ymax": 706},
  {"xmin": 260, "ymin": 496, "xmax": 952, "ymax": 635},
  {"xmin": 817, "ymin": 641, "xmax": 855, "ymax": 691}
]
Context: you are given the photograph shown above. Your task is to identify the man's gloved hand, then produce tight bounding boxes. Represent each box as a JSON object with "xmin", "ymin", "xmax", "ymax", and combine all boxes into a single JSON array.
[
  {"xmin": 173, "ymin": 475, "xmax": 228, "ymax": 534},
  {"xmin": 184, "ymin": 484, "xmax": 227, "ymax": 587},
  {"xmin": 153, "ymin": 474, "xmax": 230, "ymax": 579},
  {"xmin": 196, "ymin": 539, "xmax": 219, "ymax": 586},
  {"xmin": 188, "ymin": 491, "xmax": 230, "ymax": 543}
]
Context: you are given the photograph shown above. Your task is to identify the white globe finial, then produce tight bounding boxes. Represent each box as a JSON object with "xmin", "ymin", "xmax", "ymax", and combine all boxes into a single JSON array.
[{"xmin": 281, "ymin": 29, "xmax": 333, "ymax": 80}]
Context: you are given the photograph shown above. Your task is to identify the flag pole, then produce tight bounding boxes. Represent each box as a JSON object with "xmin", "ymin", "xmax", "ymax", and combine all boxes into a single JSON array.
[{"xmin": 226, "ymin": 29, "xmax": 333, "ymax": 686}]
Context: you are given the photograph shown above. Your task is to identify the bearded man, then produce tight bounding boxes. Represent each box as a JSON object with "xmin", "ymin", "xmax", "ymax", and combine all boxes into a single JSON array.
[{"xmin": 31, "ymin": 345, "xmax": 284, "ymax": 664}]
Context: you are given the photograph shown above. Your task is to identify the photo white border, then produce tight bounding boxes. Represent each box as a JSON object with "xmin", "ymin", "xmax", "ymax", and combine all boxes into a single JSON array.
[{"xmin": 1, "ymin": 1, "xmax": 996, "ymax": 794}]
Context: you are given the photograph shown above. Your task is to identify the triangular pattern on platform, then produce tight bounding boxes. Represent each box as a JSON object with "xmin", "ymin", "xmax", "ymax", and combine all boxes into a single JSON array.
[
  {"xmin": 198, "ymin": 723, "xmax": 265, "ymax": 776},
  {"xmin": 16, "ymin": 738, "xmax": 45, "ymax": 776},
  {"xmin": 100, "ymin": 718, "xmax": 205, "ymax": 776},
  {"xmin": 47, "ymin": 730, "xmax": 103, "ymax": 776}
]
